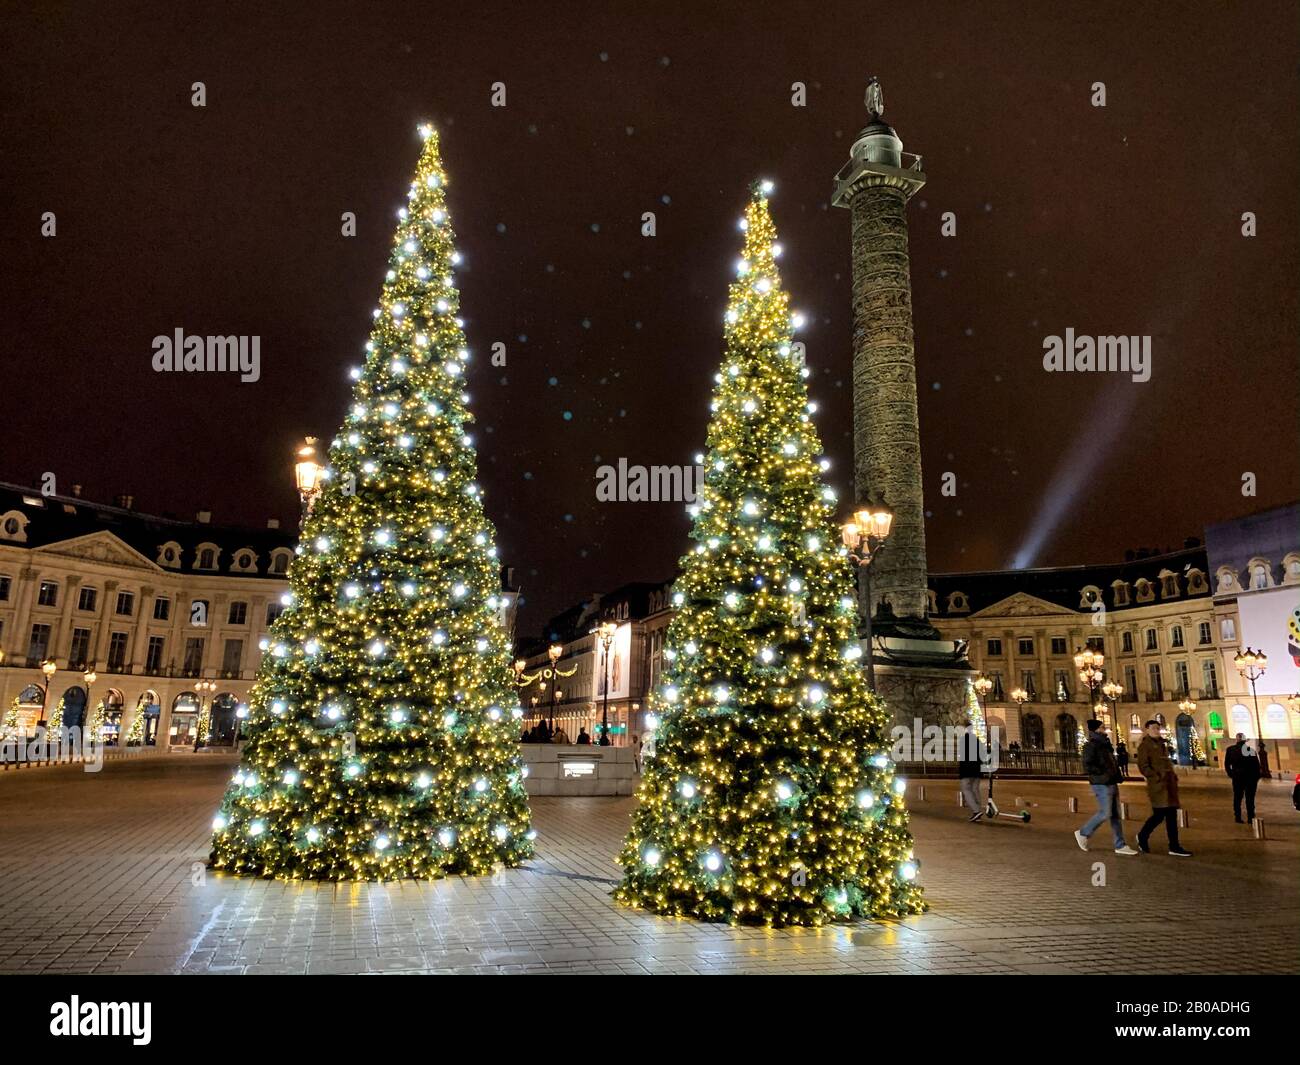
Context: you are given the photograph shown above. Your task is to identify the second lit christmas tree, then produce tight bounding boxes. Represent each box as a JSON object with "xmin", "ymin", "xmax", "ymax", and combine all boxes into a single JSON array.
[
  {"xmin": 210, "ymin": 127, "xmax": 533, "ymax": 880},
  {"xmin": 616, "ymin": 184, "xmax": 925, "ymax": 925}
]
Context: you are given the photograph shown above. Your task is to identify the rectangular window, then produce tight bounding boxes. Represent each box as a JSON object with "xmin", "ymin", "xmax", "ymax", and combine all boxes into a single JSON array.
[
  {"xmin": 986, "ymin": 638, "xmax": 1002, "ymax": 657},
  {"xmin": 107, "ymin": 631, "xmax": 129, "ymax": 672},
  {"xmin": 1197, "ymin": 621, "xmax": 1212, "ymax": 646},
  {"xmin": 1147, "ymin": 663, "xmax": 1163, "ymax": 699},
  {"xmin": 989, "ymin": 672, "xmax": 1004, "ymax": 700},
  {"xmin": 77, "ymin": 586, "xmax": 98, "ymax": 612},
  {"xmin": 0, "ymin": 574, "xmax": 11, "ymax": 601},
  {"xmin": 145, "ymin": 636, "xmax": 166, "ymax": 673},
  {"xmin": 1050, "ymin": 637, "xmax": 1067, "ymax": 656},
  {"xmin": 1220, "ymin": 617, "xmax": 1236, "ymax": 642},
  {"xmin": 1021, "ymin": 670, "xmax": 1037, "ymax": 698},
  {"xmin": 183, "ymin": 637, "xmax": 205, "ymax": 676},
  {"xmin": 1124, "ymin": 666, "xmax": 1138, "ymax": 702},
  {"xmin": 1173, "ymin": 660, "xmax": 1190, "ymax": 695},
  {"xmin": 221, "ymin": 638, "xmax": 243, "ymax": 676},
  {"xmin": 1201, "ymin": 659, "xmax": 1218, "ymax": 698},
  {"xmin": 27, "ymin": 622, "xmax": 52, "ymax": 663},
  {"xmin": 1121, "ymin": 631, "xmax": 1134, "ymax": 653},
  {"xmin": 1053, "ymin": 669, "xmax": 1071, "ymax": 701},
  {"xmin": 1086, "ymin": 636, "xmax": 1104, "ymax": 653},
  {"xmin": 68, "ymin": 628, "xmax": 91, "ymax": 669},
  {"xmin": 115, "ymin": 591, "xmax": 134, "ymax": 616},
  {"xmin": 227, "ymin": 601, "xmax": 247, "ymax": 626},
  {"xmin": 1017, "ymin": 637, "xmax": 1034, "ymax": 656},
  {"xmin": 1144, "ymin": 628, "xmax": 1158, "ymax": 651},
  {"xmin": 1170, "ymin": 626, "xmax": 1184, "ymax": 648},
  {"xmin": 153, "ymin": 597, "xmax": 171, "ymax": 622},
  {"xmin": 266, "ymin": 601, "xmax": 285, "ymax": 625},
  {"xmin": 37, "ymin": 581, "xmax": 58, "ymax": 607}
]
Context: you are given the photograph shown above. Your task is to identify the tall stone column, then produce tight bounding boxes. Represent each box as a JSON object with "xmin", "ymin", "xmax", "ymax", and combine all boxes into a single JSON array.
[
  {"xmin": 834, "ymin": 79, "xmax": 930, "ymax": 625},
  {"xmin": 834, "ymin": 78, "xmax": 970, "ymax": 728}
]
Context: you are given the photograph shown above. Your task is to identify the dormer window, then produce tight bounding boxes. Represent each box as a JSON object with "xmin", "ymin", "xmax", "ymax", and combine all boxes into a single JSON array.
[
  {"xmin": 1112, "ymin": 580, "xmax": 1130, "ymax": 606},
  {"xmin": 157, "ymin": 541, "xmax": 182, "ymax": 568},
  {"xmin": 945, "ymin": 591, "xmax": 969, "ymax": 613},
  {"xmin": 1135, "ymin": 579, "xmax": 1155, "ymax": 603},
  {"xmin": 232, "ymin": 549, "xmax": 257, "ymax": 573},
  {"xmin": 1079, "ymin": 585, "xmax": 1102, "ymax": 609},
  {"xmin": 0, "ymin": 510, "xmax": 29, "ymax": 542},
  {"xmin": 270, "ymin": 548, "xmax": 292, "ymax": 575},
  {"xmin": 1185, "ymin": 568, "xmax": 1208, "ymax": 594},
  {"xmin": 195, "ymin": 544, "xmax": 220, "ymax": 571},
  {"xmin": 1159, "ymin": 571, "xmax": 1179, "ymax": 598}
]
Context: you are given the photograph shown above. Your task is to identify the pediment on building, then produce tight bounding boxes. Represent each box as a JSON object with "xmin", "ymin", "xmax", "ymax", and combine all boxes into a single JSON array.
[
  {"xmin": 969, "ymin": 592, "xmax": 1077, "ymax": 619},
  {"xmin": 33, "ymin": 531, "xmax": 162, "ymax": 573}
]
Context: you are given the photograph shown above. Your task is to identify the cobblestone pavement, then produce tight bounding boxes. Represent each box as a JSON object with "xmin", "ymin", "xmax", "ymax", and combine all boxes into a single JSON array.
[{"xmin": 0, "ymin": 756, "xmax": 1295, "ymax": 974}]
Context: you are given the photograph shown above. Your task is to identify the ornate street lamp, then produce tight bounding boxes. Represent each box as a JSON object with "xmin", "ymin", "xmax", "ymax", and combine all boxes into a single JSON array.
[
  {"xmin": 1074, "ymin": 646, "xmax": 1105, "ymax": 711},
  {"xmin": 1101, "ymin": 679, "xmax": 1123, "ymax": 729},
  {"xmin": 1233, "ymin": 647, "xmax": 1270, "ymax": 777},
  {"xmin": 514, "ymin": 642, "xmax": 578, "ymax": 735},
  {"xmin": 972, "ymin": 673, "xmax": 994, "ymax": 745},
  {"xmin": 294, "ymin": 437, "xmax": 324, "ymax": 517},
  {"xmin": 83, "ymin": 667, "xmax": 97, "ymax": 738},
  {"xmin": 839, "ymin": 495, "xmax": 894, "ymax": 691},
  {"xmin": 194, "ymin": 678, "xmax": 217, "ymax": 750},
  {"xmin": 592, "ymin": 621, "xmax": 618, "ymax": 746},
  {"xmin": 39, "ymin": 659, "xmax": 57, "ymax": 726}
]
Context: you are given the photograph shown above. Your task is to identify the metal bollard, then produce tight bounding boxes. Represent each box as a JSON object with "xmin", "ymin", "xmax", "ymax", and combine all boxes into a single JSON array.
[
  {"xmin": 1253, "ymin": 818, "xmax": 1267, "ymax": 840},
  {"xmin": 1176, "ymin": 809, "xmax": 1189, "ymax": 828},
  {"xmin": 1068, "ymin": 796, "xmax": 1078, "ymax": 813},
  {"xmin": 917, "ymin": 784, "xmax": 926, "ymax": 802},
  {"xmin": 958, "ymin": 790, "xmax": 965, "ymax": 807}
]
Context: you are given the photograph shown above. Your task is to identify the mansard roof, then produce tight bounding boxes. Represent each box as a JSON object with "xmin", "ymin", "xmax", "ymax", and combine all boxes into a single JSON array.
[{"xmin": 0, "ymin": 480, "xmax": 295, "ymax": 578}]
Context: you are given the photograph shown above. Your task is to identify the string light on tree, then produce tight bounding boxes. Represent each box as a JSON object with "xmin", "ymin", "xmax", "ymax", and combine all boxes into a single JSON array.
[
  {"xmin": 208, "ymin": 125, "xmax": 533, "ymax": 881},
  {"xmin": 615, "ymin": 183, "xmax": 925, "ymax": 926}
]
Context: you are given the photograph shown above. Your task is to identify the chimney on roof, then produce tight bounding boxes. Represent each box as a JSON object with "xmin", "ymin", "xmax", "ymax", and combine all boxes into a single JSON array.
[
  {"xmin": 196, "ymin": 509, "xmax": 211, "ymax": 524},
  {"xmin": 114, "ymin": 494, "xmax": 134, "ymax": 510},
  {"xmin": 267, "ymin": 518, "xmax": 280, "ymax": 530},
  {"xmin": 71, "ymin": 484, "xmax": 82, "ymax": 498}
]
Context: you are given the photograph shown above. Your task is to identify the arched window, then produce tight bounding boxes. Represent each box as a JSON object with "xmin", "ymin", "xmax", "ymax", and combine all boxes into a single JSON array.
[
  {"xmin": 1055, "ymin": 713, "xmax": 1079, "ymax": 752},
  {"xmin": 1128, "ymin": 713, "xmax": 1142, "ymax": 733},
  {"xmin": 1022, "ymin": 713, "xmax": 1045, "ymax": 750},
  {"xmin": 156, "ymin": 541, "xmax": 182, "ymax": 568},
  {"xmin": 1229, "ymin": 704, "xmax": 1253, "ymax": 737},
  {"xmin": 17, "ymin": 684, "xmax": 44, "ymax": 705},
  {"xmin": 196, "ymin": 544, "xmax": 220, "ymax": 570},
  {"xmin": 1264, "ymin": 703, "xmax": 1291, "ymax": 739},
  {"xmin": 270, "ymin": 548, "xmax": 292, "ymax": 575}
]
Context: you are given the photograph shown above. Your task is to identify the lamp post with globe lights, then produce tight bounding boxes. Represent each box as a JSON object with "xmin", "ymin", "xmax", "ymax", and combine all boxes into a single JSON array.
[
  {"xmin": 839, "ymin": 496, "xmax": 894, "ymax": 691},
  {"xmin": 82, "ymin": 667, "xmax": 97, "ymax": 740},
  {"xmin": 973, "ymin": 673, "xmax": 993, "ymax": 738},
  {"xmin": 193, "ymin": 678, "xmax": 218, "ymax": 750},
  {"xmin": 513, "ymin": 642, "xmax": 578, "ymax": 735},
  {"xmin": 1101, "ymin": 679, "xmax": 1123, "ymax": 730},
  {"xmin": 1234, "ymin": 648, "xmax": 1270, "ymax": 777},
  {"xmin": 592, "ymin": 621, "xmax": 617, "ymax": 746},
  {"xmin": 1074, "ymin": 646, "xmax": 1105, "ymax": 712},
  {"xmin": 39, "ymin": 659, "xmax": 57, "ymax": 727},
  {"xmin": 294, "ymin": 437, "xmax": 324, "ymax": 519}
]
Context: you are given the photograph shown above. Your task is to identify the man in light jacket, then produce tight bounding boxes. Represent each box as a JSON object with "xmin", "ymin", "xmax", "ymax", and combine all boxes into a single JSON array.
[{"xmin": 1136, "ymin": 720, "xmax": 1192, "ymax": 857}]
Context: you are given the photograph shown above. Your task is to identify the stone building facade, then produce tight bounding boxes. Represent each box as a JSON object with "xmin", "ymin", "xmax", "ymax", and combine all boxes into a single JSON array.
[{"xmin": 0, "ymin": 482, "xmax": 293, "ymax": 746}]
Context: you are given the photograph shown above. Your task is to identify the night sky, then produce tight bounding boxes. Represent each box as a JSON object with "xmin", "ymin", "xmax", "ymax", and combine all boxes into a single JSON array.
[{"xmin": 2, "ymin": 1, "xmax": 1296, "ymax": 634}]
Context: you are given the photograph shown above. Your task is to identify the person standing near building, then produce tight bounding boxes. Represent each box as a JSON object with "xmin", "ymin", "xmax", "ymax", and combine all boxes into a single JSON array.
[
  {"xmin": 957, "ymin": 719, "xmax": 986, "ymax": 823},
  {"xmin": 631, "ymin": 733, "xmax": 643, "ymax": 774},
  {"xmin": 1224, "ymin": 733, "xmax": 1261, "ymax": 824},
  {"xmin": 1115, "ymin": 739, "xmax": 1130, "ymax": 778},
  {"xmin": 1074, "ymin": 720, "xmax": 1138, "ymax": 855},
  {"xmin": 1136, "ymin": 719, "xmax": 1192, "ymax": 857}
]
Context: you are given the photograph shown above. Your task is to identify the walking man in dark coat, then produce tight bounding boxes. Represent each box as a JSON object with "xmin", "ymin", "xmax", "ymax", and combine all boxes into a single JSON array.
[
  {"xmin": 1074, "ymin": 720, "xmax": 1138, "ymax": 854},
  {"xmin": 1224, "ymin": 733, "xmax": 1262, "ymax": 823}
]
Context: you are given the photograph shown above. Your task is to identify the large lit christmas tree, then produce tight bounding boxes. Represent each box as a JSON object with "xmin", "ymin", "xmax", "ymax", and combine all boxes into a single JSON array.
[
  {"xmin": 615, "ymin": 184, "xmax": 924, "ymax": 926},
  {"xmin": 210, "ymin": 126, "xmax": 533, "ymax": 880}
]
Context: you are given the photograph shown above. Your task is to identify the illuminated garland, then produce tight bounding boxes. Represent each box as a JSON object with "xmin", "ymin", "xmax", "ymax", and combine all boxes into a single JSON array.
[
  {"xmin": 615, "ymin": 186, "xmax": 925, "ymax": 926},
  {"xmin": 208, "ymin": 127, "xmax": 533, "ymax": 881},
  {"xmin": 125, "ymin": 707, "xmax": 146, "ymax": 746}
]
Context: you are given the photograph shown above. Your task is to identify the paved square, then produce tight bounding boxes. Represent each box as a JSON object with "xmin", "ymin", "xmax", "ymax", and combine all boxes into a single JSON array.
[{"xmin": 0, "ymin": 756, "xmax": 1295, "ymax": 974}]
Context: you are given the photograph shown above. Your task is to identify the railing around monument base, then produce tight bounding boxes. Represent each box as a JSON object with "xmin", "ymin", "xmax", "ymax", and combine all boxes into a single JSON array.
[{"xmin": 900, "ymin": 749, "xmax": 1084, "ymax": 778}]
